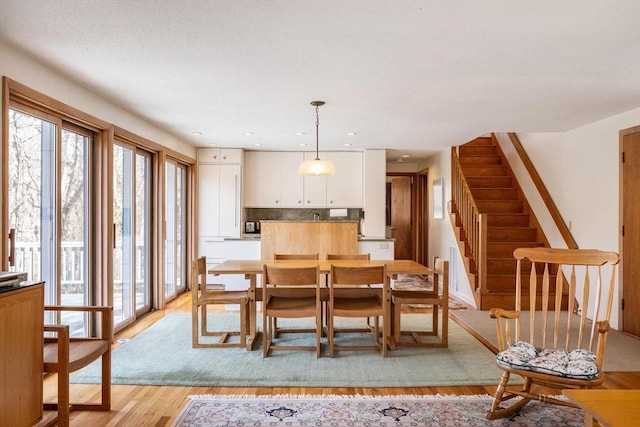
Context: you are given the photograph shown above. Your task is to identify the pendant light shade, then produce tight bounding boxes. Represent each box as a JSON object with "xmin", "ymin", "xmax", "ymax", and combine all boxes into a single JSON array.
[{"xmin": 299, "ymin": 101, "xmax": 336, "ymax": 176}]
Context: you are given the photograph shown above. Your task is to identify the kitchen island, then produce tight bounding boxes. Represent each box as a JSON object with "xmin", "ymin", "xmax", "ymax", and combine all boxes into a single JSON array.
[{"xmin": 260, "ymin": 220, "xmax": 358, "ymax": 260}]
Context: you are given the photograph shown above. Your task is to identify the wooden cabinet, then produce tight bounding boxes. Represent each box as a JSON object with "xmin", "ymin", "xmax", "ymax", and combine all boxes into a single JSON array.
[
  {"xmin": 261, "ymin": 221, "xmax": 358, "ymax": 261},
  {"xmin": 197, "ymin": 148, "xmax": 242, "ymax": 238},
  {"xmin": 244, "ymin": 151, "xmax": 304, "ymax": 207},
  {"xmin": 0, "ymin": 283, "xmax": 44, "ymax": 427}
]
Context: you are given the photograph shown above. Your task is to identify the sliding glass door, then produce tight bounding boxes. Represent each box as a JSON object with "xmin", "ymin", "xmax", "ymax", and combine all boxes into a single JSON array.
[
  {"xmin": 113, "ymin": 143, "xmax": 152, "ymax": 328},
  {"xmin": 7, "ymin": 107, "xmax": 92, "ymax": 332}
]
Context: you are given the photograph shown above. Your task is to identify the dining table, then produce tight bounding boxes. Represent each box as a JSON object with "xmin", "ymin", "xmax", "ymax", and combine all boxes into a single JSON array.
[{"xmin": 209, "ymin": 259, "xmax": 432, "ymax": 350}]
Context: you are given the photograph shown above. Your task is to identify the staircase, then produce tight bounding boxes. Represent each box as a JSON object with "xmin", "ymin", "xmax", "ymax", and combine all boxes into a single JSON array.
[{"xmin": 451, "ymin": 136, "xmax": 567, "ymax": 310}]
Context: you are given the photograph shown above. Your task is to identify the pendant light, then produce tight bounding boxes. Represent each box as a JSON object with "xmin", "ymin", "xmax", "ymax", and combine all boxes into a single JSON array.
[{"xmin": 298, "ymin": 101, "xmax": 336, "ymax": 176}]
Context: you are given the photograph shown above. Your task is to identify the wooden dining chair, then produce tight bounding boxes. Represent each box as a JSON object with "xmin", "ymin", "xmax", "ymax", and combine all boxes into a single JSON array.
[
  {"xmin": 43, "ymin": 305, "xmax": 113, "ymax": 427},
  {"xmin": 328, "ymin": 264, "xmax": 390, "ymax": 357},
  {"xmin": 392, "ymin": 257, "xmax": 449, "ymax": 347},
  {"xmin": 486, "ymin": 247, "xmax": 620, "ymax": 420},
  {"xmin": 271, "ymin": 253, "xmax": 319, "ymax": 336},
  {"xmin": 325, "ymin": 253, "xmax": 373, "ymax": 330},
  {"xmin": 262, "ymin": 264, "xmax": 322, "ymax": 357},
  {"xmin": 192, "ymin": 256, "xmax": 249, "ymax": 348}
]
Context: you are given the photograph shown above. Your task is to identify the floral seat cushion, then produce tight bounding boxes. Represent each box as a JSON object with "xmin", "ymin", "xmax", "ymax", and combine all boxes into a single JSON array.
[{"xmin": 496, "ymin": 341, "xmax": 599, "ymax": 379}]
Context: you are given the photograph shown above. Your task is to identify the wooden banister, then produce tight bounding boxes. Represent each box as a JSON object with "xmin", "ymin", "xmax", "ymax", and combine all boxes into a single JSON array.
[{"xmin": 450, "ymin": 147, "xmax": 488, "ymax": 292}]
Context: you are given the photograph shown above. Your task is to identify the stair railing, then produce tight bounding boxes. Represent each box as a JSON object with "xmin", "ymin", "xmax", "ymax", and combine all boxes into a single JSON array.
[{"xmin": 451, "ymin": 147, "xmax": 488, "ymax": 292}]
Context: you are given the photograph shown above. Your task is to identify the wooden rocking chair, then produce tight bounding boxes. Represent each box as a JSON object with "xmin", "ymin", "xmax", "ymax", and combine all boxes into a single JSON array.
[{"xmin": 486, "ymin": 247, "xmax": 619, "ymax": 420}]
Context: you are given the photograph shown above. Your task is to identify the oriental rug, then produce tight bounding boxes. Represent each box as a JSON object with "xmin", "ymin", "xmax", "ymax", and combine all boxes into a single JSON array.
[{"xmin": 172, "ymin": 394, "xmax": 582, "ymax": 427}]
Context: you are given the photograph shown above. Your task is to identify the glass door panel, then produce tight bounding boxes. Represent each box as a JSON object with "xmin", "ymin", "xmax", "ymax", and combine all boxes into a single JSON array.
[
  {"xmin": 164, "ymin": 160, "xmax": 187, "ymax": 300},
  {"xmin": 135, "ymin": 153, "xmax": 151, "ymax": 312},
  {"xmin": 164, "ymin": 162, "xmax": 176, "ymax": 298},
  {"xmin": 113, "ymin": 144, "xmax": 134, "ymax": 326},
  {"xmin": 7, "ymin": 109, "xmax": 56, "ymax": 303}
]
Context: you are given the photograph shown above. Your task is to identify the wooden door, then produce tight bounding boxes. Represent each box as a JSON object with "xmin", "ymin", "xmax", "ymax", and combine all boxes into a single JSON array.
[
  {"xmin": 391, "ymin": 176, "xmax": 412, "ymax": 260},
  {"xmin": 621, "ymin": 125, "xmax": 640, "ymax": 337}
]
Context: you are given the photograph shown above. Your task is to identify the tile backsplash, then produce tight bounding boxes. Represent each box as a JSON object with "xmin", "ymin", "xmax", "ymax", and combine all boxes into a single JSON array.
[{"xmin": 245, "ymin": 208, "xmax": 362, "ymax": 222}]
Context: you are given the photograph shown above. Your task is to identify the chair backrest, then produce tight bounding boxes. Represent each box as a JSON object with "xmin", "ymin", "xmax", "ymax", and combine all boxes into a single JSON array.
[
  {"xmin": 330, "ymin": 265, "xmax": 385, "ymax": 287},
  {"xmin": 433, "ymin": 257, "xmax": 449, "ymax": 298},
  {"xmin": 327, "ymin": 253, "xmax": 370, "ymax": 260},
  {"xmin": 263, "ymin": 264, "xmax": 319, "ymax": 287},
  {"xmin": 512, "ymin": 247, "xmax": 619, "ymax": 353},
  {"xmin": 274, "ymin": 253, "xmax": 319, "ymax": 260},
  {"xmin": 262, "ymin": 264, "xmax": 321, "ymax": 302},
  {"xmin": 192, "ymin": 256, "xmax": 207, "ymax": 291}
]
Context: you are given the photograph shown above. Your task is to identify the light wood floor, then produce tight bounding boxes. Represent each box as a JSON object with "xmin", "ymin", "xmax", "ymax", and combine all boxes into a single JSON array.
[{"xmin": 42, "ymin": 292, "xmax": 640, "ymax": 426}]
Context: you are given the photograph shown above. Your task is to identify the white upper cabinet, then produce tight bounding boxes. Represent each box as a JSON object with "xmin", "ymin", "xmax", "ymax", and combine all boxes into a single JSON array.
[
  {"xmin": 198, "ymin": 148, "xmax": 243, "ymax": 164},
  {"xmin": 245, "ymin": 151, "xmax": 362, "ymax": 208},
  {"xmin": 244, "ymin": 151, "xmax": 282, "ymax": 207},
  {"xmin": 303, "ymin": 151, "xmax": 363, "ymax": 207},
  {"xmin": 197, "ymin": 148, "xmax": 242, "ymax": 238},
  {"xmin": 280, "ymin": 152, "xmax": 304, "ymax": 207},
  {"xmin": 326, "ymin": 151, "xmax": 363, "ymax": 207},
  {"xmin": 244, "ymin": 151, "xmax": 304, "ymax": 207}
]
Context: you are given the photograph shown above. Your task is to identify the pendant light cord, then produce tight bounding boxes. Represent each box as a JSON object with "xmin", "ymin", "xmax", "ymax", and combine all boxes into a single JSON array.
[{"xmin": 315, "ymin": 103, "xmax": 320, "ymax": 160}]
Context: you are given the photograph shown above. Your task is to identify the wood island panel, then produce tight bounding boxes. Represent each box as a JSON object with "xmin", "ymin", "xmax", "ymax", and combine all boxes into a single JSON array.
[
  {"xmin": 261, "ymin": 221, "xmax": 358, "ymax": 260},
  {"xmin": 0, "ymin": 283, "xmax": 44, "ymax": 427}
]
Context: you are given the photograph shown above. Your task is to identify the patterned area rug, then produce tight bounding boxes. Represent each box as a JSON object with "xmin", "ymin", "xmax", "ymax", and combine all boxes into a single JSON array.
[
  {"xmin": 172, "ymin": 394, "xmax": 582, "ymax": 426},
  {"xmin": 394, "ymin": 274, "xmax": 467, "ymax": 309}
]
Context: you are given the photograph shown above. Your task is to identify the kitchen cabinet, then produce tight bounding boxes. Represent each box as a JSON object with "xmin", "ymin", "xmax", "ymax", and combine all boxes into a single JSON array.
[
  {"xmin": 280, "ymin": 152, "xmax": 305, "ymax": 207},
  {"xmin": 198, "ymin": 147, "xmax": 242, "ymax": 163},
  {"xmin": 303, "ymin": 151, "xmax": 363, "ymax": 207},
  {"xmin": 0, "ymin": 283, "xmax": 44, "ymax": 427},
  {"xmin": 244, "ymin": 150, "xmax": 362, "ymax": 208},
  {"xmin": 198, "ymin": 148, "xmax": 242, "ymax": 238},
  {"xmin": 244, "ymin": 151, "xmax": 304, "ymax": 207}
]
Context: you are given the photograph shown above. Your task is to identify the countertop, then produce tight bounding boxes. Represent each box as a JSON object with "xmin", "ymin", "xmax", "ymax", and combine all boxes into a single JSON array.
[
  {"xmin": 239, "ymin": 234, "xmax": 394, "ymax": 241},
  {"xmin": 259, "ymin": 220, "xmax": 359, "ymax": 223},
  {"xmin": 0, "ymin": 280, "xmax": 43, "ymax": 294}
]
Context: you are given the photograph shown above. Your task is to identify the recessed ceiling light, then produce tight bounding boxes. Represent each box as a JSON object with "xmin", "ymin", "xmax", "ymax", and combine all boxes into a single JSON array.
[
  {"xmin": 347, "ymin": 132, "xmax": 357, "ymax": 136},
  {"xmin": 401, "ymin": 154, "xmax": 411, "ymax": 158},
  {"xmin": 192, "ymin": 131, "xmax": 203, "ymax": 135},
  {"xmin": 208, "ymin": 143, "xmax": 218, "ymax": 146},
  {"xmin": 299, "ymin": 143, "xmax": 308, "ymax": 147},
  {"xmin": 245, "ymin": 132, "xmax": 254, "ymax": 136},
  {"xmin": 254, "ymin": 143, "xmax": 262, "ymax": 147},
  {"xmin": 344, "ymin": 143, "xmax": 352, "ymax": 147},
  {"xmin": 296, "ymin": 132, "xmax": 306, "ymax": 136}
]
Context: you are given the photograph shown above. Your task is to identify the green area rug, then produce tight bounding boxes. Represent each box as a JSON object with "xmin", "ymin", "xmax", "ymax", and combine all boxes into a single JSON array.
[
  {"xmin": 72, "ymin": 312, "xmax": 506, "ymax": 387},
  {"xmin": 173, "ymin": 394, "xmax": 582, "ymax": 426}
]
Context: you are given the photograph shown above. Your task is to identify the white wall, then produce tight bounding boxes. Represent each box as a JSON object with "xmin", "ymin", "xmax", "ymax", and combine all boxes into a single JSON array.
[
  {"xmin": 0, "ymin": 42, "xmax": 195, "ymax": 157},
  {"xmin": 363, "ymin": 150, "xmax": 387, "ymax": 238},
  {"xmin": 495, "ymin": 108, "xmax": 640, "ymax": 328}
]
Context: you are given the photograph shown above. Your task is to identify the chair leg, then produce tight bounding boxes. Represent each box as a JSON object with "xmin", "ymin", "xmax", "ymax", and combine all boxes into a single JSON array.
[
  {"xmin": 486, "ymin": 372, "xmax": 531, "ymax": 420},
  {"xmin": 393, "ymin": 303, "xmax": 401, "ymax": 344},
  {"xmin": 328, "ymin": 310, "xmax": 335, "ymax": 358},
  {"xmin": 263, "ymin": 311, "xmax": 270, "ymax": 357},
  {"xmin": 239, "ymin": 303, "xmax": 247, "ymax": 347}
]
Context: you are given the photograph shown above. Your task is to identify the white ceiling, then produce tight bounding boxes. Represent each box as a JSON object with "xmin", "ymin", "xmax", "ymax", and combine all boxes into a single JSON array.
[{"xmin": 1, "ymin": 0, "xmax": 639, "ymax": 162}]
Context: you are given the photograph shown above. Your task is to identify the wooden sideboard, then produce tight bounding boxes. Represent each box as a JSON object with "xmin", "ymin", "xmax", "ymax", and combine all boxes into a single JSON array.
[
  {"xmin": 260, "ymin": 221, "xmax": 358, "ymax": 260},
  {"xmin": 0, "ymin": 282, "xmax": 44, "ymax": 426}
]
